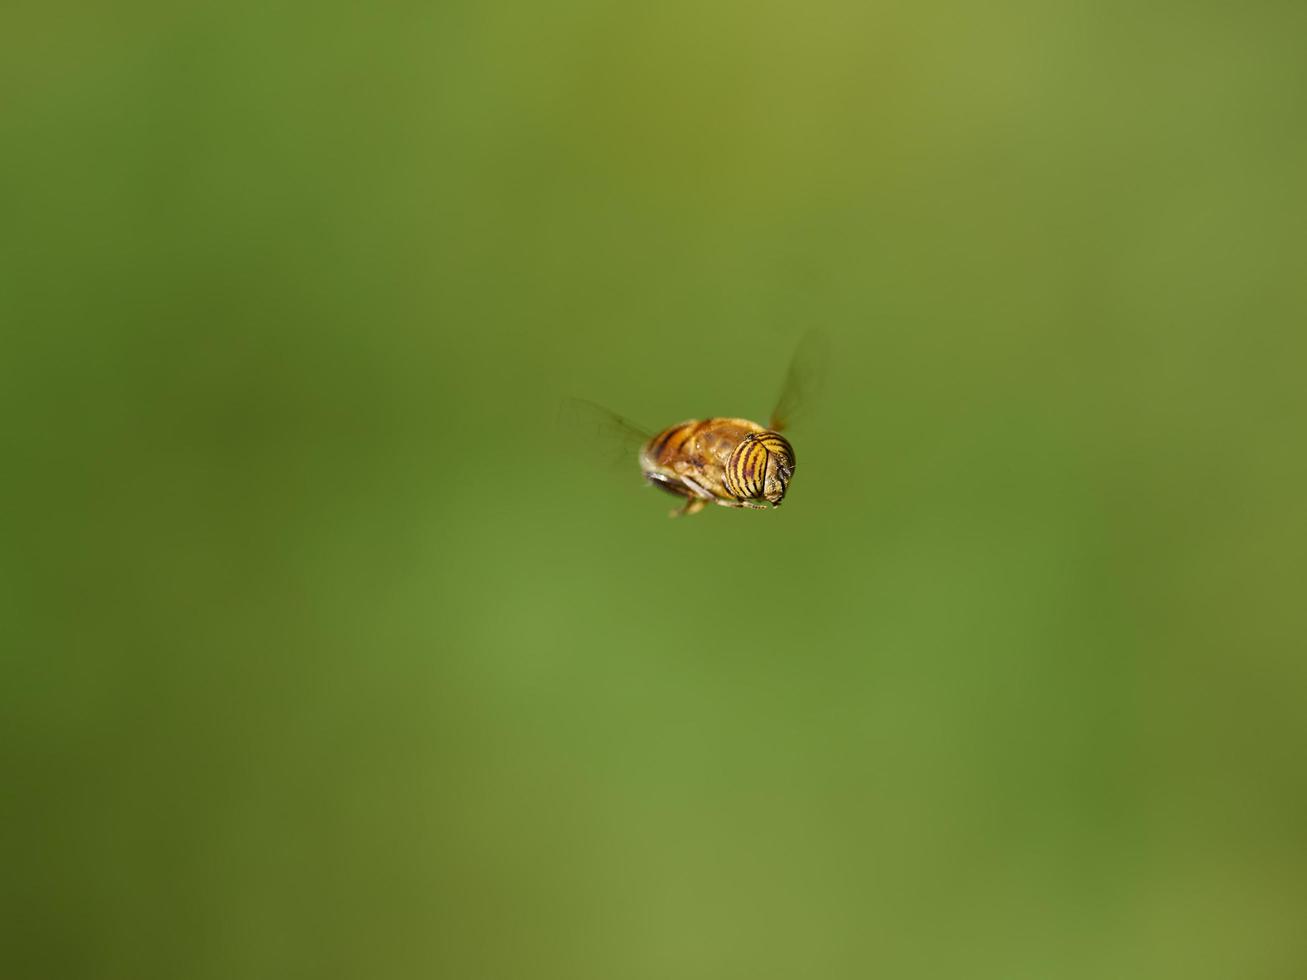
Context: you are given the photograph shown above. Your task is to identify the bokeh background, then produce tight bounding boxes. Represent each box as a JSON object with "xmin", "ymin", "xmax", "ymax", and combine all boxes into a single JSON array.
[{"xmin": 4, "ymin": 1, "xmax": 1305, "ymax": 977}]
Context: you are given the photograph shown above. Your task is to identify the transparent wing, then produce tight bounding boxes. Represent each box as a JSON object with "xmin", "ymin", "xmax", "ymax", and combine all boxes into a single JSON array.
[
  {"xmin": 557, "ymin": 397, "xmax": 652, "ymax": 468},
  {"xmin": 768, "ymin": 330, "xmax": 828, "ymax": 432}
]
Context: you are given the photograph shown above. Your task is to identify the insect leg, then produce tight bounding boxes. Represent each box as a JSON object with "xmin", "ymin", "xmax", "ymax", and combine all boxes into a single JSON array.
[
  {"xmin": 672, "ymin": 498, "xmax": 708, "ymax": 518},
  {"xmin": 716, "ymin": 498, "xmax": 771, "ymax": 510}
]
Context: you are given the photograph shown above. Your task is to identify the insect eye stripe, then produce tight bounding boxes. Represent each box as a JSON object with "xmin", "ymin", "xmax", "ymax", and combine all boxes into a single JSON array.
[
  {"xmin": 725, "ymin": 445, "xmax": 741, "ymax": 496},
  {"xmin": 738, "ymin": 440, "xmax": 763, "ymax": 496},
  {"xmin": 726, "ymin": 440, "xmax": 753, "ymax": 498},
  {"xmin": 738, "ymin": 441, "xmax": 755, "ymax": 496},
  {"xmin": 754, "ymin": 443, "xmax": 769, "ymax": 493},
  {"xmin": 762, "ymin": 434, "xmax": 792, "ymax": 468}
]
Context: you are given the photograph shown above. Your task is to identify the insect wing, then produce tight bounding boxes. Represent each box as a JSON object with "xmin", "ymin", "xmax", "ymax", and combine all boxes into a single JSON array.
[
  {"xmin": 557, "ymin": 397, "xmax": 651, "ymax": 468},
  {"xmin": 769, "ymin": 330, "xmax": 828, "ymax": 432}
]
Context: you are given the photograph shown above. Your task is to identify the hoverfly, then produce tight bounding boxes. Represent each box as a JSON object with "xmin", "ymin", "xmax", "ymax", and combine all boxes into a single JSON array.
[{"xmin": 562, "ymin": 332, "xmax": 825, "ymax": 517}]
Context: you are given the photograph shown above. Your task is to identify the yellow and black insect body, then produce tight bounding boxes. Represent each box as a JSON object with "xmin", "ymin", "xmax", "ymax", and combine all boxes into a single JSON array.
[
  {"xmin": 562, "ymin": 332, "xmax": 823, "ymax": 517},
  {"xmin": 639, "ymin": 419, "xmax": 795, "ymax": 516}
]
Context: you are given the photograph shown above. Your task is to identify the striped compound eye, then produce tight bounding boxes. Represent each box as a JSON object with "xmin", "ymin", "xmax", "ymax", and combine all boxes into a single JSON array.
[{"xmin": 724, "ymin": 433, "xmax": 795, "ymax": 505}]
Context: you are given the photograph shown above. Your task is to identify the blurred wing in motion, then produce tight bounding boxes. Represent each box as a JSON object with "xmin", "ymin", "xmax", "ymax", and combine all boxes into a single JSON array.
[
  {"xmin": 768, "ymin": 330, "xmax": 828, "ymax": 432},
  {"xmin": 557, "ymin": 397, "xmax": 652, "ymax": 468}
]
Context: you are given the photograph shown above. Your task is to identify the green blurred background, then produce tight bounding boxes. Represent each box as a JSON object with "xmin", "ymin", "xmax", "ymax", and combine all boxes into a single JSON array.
[{"xmin": 4, "ymin": 1, "xmax": 1305, "ymax": 977}]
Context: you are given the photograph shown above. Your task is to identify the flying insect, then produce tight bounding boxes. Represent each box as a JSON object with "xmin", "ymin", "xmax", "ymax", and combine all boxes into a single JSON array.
[{"xmin": 561, "ymin": 332, "xmax": 825, "ymax": 517}]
